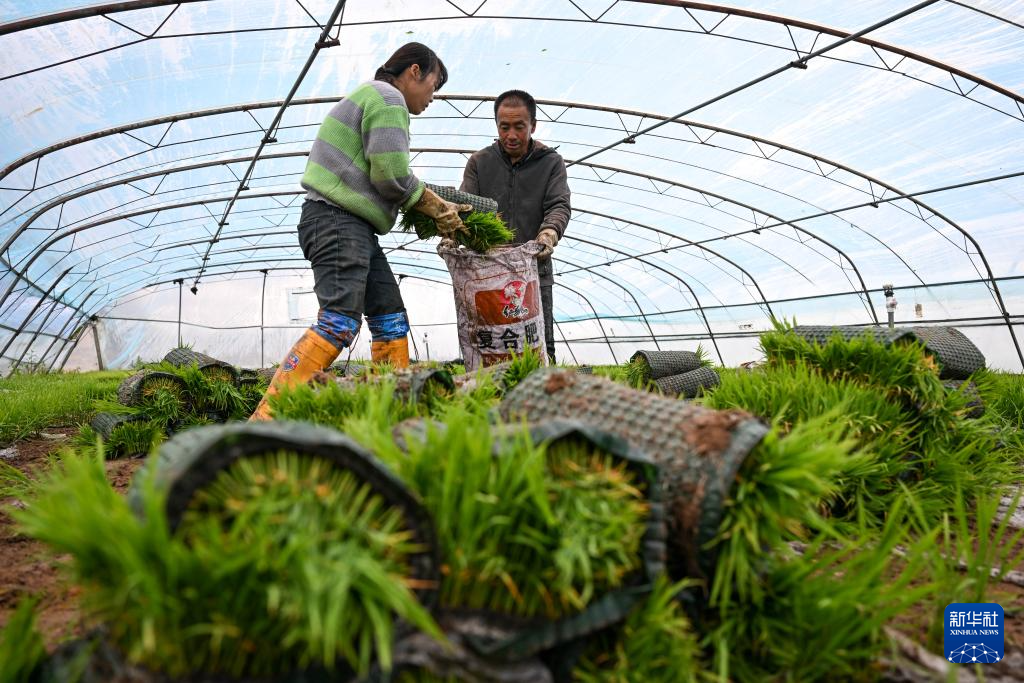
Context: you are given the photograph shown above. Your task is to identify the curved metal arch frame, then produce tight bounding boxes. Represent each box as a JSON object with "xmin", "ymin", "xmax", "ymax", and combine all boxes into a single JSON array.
[
  {"xmin": 1, "ymin": 99, "xmax": 1000, "ymax": 327},
  {"xmin": 3, "ymin": 0, "xmax": 1021, "ymax": 120},
  {"xmin": 1, "ymin": 149, "xmax": 855, "ymax": 312},
  {"xmin": 1, "ymin": 0, "xmax": 1021, "ymax": 367},
  {"xmin": 9, "ymin": 150, "xmax": 1007, "ymax": 368}
]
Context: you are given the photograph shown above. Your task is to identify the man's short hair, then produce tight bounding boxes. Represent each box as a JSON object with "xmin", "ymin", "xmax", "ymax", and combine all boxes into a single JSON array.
[{"xmin": 494, "ymin": 89, "xmax": 537, "ymax": 124}]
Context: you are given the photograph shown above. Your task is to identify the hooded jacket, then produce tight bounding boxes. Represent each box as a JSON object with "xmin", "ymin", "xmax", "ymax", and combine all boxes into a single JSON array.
[{"xmin": 460, "ymin": 140, "xmax": 571, "ymax": 284}]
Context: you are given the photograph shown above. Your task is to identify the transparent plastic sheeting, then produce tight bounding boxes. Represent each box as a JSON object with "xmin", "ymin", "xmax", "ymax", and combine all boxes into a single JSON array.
[{"xmin": 1, "ymin": 0, "xmax": 1022, "ymax": 372}]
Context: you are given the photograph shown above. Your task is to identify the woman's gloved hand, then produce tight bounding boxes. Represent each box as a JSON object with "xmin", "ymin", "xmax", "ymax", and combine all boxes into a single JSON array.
[
  {"xmin": 534, "ymin": 227, "xmax": 559, "ymax": 258},
  {"xmin": 414, "ymin": 187, "xmax": 473, "ymax": 237}
]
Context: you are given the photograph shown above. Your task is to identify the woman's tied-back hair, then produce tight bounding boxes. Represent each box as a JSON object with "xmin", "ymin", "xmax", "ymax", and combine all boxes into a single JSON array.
[{"xmin": 375, "ymin": 42, "xmax": 448, "ymax": 90}]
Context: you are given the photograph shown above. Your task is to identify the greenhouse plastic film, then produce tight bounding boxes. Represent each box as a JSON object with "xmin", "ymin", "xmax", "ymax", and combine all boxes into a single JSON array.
[
  {"xmin": 131, "ymin": 421, "xmax": 441, "ymax": 610},
  {"xmin": 629, "ymin": 349, "xmax": 703, "ymax": 380},
  {"xmin": 654, "ymin": 366, "xmax": 721, "ymax": 398},
  {"xmin": 498, "ymin": 369, "xmax": 768, "ymax": 582}
]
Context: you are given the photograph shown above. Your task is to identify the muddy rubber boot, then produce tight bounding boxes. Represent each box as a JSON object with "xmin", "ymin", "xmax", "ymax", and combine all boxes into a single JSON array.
[
  {"xmin": 250, "ymin": 329, "xmax": 341, "ymax": 421},
  {"xmin": 371, "ymin": 337, "xmax": 410, "ymax": 369}
]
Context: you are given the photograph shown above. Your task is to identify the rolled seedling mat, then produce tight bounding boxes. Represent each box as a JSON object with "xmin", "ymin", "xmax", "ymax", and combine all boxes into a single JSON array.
[
  {"xmin": 791, "ymin": 324, "xmax": 985, "ymax": 380},
  {"xmin": 911, "ymin": 326, "xmax": 986, "ymax": 380},
  {"xmin": 790, "ymin": 324, "xmax": 915, "ymax": 347},
  {"xmin": 654, "ymin": 366, "xmax": 721, "ymax": 399},
  {"xmin": 373, "ymin": 622, "xmax": 554, "ymax": 683},
  {"xmin": 328, "ymin": 360, "xmax": 368, "ymax": 377},
  {"xmin": 456, "ymin": 420, "xmax": 667, "ymax": 662},
  {"xmin": 162, "ymin": 348, "xmax": 239, "ymax": 385},
  {"xmin": 117, "ymin": 369, "xmax": 189, "ymax": 408},
  {"xmin": 90, "ymin": 411, "xmax": 148, "ymax": 440},
  {"xmin": 132, "ymin": 420, "xmax": 441, "ymax": 611},
  {"xmin": 392, "ymin": 367, "xmax": 456, "ymax": 405},
  {"xmin": 426, "ymin": 183, "xmax": 499, "ymax": 216},
  {"xmin": 943, "ymin": 380, "xmax": 985, "ymax": 419},
  {"xmin": 37, "ymin": 630, "xmax": 341, "ymax": 683},
  {"xmin": 256, "ymin": 367, "xmax": 277, "ymax": 384},
  {"xmin": 237, "ymin": 376, "xmax": 263, "ymax": 389},
  {"xmin": 628, "ymin": 349, "xmax": 704, "ymax": 382},
  {"xmin": 499, "ymin": 369, "xmax": 769, "ymax": 583}
]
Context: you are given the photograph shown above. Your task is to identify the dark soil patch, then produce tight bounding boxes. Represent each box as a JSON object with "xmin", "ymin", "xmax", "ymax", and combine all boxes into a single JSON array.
[{"xmin": 0, "ymin": 428, "xmax": 145, "ymax": 648}]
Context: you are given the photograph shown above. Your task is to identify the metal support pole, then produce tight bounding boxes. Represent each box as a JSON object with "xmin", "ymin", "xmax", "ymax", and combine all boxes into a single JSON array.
[
  {"xmin": 0, "ymin": 266, "xmax": 73, "ymax": 368},
  {"xmin": 259, "ymin": 269, "xmax": 267, "ymax": 367},
  {"xmin": 91, "ymin": 317, "xmax": 104, "ymax": 370},
  {"xmin": 9, "ymin": 283, "xmax": 72, "ymax": 373},
  {"xmin": 174, "ymin": 278, "xmax": 183, "ymax": 347},
  {"xmin": 40, "ymin": 289, "xmax": 98, "ymax": 371}
]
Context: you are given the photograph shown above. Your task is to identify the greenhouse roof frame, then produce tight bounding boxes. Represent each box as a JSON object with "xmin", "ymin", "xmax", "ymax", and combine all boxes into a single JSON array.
[{"xmin": 2, "ymin": 0, "xmax": 1022, "ymax": 372}]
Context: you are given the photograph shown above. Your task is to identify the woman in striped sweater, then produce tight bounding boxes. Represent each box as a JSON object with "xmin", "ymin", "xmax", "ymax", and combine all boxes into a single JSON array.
[{"xmin": 251, "ymin": 42, "xmax": 469, "ymax": 420}]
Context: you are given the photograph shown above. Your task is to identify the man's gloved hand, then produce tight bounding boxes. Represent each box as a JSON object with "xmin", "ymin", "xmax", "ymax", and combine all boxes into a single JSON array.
[
  {"xmin": 438, "ymin": 237, "xmax": 459, "ymax": 251},
  {"xmin": 534, "ymin": 227, "xmax": 559, "ymax": 258},
  {"xmin": 414, "ymin": 187, "xmax": 473, "ymax": 238}
]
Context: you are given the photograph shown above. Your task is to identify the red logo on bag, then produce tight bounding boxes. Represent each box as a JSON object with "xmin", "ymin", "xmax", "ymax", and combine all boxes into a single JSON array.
[
  {"xmin": 282, "ymin": 352, "xmax": 300, "ymax": 371},
  {"xmin": 474, "ymin": 281, "xmax": 539, "ymax": 324},
  {"xmin": 501, "ymin": 280, "xmax": 530, "ymax": 319}
]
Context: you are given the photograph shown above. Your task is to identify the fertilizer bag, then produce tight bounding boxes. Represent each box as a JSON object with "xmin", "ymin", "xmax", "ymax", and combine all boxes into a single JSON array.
[{"xmin": 439, "ymin": 242, "xmax": 548, "ymax": 371}]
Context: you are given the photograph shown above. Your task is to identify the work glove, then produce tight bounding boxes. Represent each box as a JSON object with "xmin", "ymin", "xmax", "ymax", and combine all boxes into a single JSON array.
[
  {"xmin": 534, "ymin": 227, "xmax": 559, "ymax": 258},
  {"xmin": 414, "ymin": 187, "xmax": 473, "ymax": 238}
]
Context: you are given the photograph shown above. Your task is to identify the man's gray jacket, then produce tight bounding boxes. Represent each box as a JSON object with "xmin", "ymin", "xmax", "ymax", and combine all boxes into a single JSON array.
[{"xmin": 460, "ymin": 140, "xmax": 571, "ymax": 285}]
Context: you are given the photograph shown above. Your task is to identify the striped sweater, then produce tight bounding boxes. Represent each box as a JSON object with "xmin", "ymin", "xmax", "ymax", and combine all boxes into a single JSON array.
[{"xmin": 302, "ymin": 81, "xmax": 425, "ymax": 234}]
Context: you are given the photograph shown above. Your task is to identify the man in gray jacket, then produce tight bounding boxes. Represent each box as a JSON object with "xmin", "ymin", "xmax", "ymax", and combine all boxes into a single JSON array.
[{"xmin": 460, "ymin": 89, "xmax": 571, "ymax": 363}]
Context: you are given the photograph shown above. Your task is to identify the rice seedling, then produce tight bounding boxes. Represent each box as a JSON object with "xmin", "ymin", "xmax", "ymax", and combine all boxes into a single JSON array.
[
  {"xmin": 907, "ymin": 488, "xmax": 1024, "ymax": 649},
  {"xmin": 974, "ymin": 369, "xmax": 1024, "ymax": 428},
  {"xmin": 698, "ymin": 360, "xmax": 914, "ymax": 519},
  {"xmin": 374, "ymin": 410, "xmax": 650, "ymax": 619},
  {"xmin": 0, "ymin": 369, "xmax": 127, "ymax": 444},
  {"xmin": 270, "ymin": 377, "xmax": 422, "ymax": 432},
  {"xmin": 0, "ymin": 598, "xmax": 47, "ymax": 683},
  {"xmin": 572, "ymin": 578, "xmax": 703, "ymax": 683},
  {"xmin": 500, "ymin": 345, "xmax": 543, "ymax": 392},
  {"xmin": 707, "ymin": 412, "xmax": 863, "ymax": 612},
  {"xmin": 709, "ymin": 496, "xmax": 938, "ymax": 683},
  {"xmin": 624, "ymin": 356, "xmax": 653, "ymax": 390},
  {"xmin": 760, "ymin": 320, "xmax": 945, "ymax": 410},
  {"xmin": 13, "ymin": 446, "xmax": 440, "ymax": 678},
  {"xmin": 102, "ymin": 419, "xmax": 164, "ymax": 458},
  {"xmin": 399, "ymin": 210, "xmax": 514, "ymax": 253}
]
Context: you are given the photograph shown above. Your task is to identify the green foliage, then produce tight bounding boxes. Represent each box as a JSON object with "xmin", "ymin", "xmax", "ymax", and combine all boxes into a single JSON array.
[
  {"xmin": 624, "ymin": 356, "xmax": 652, "ymax": 389},
  {"xmin": 361, "ymin": 410, "xmax": 650, "ymax": 618},
  {"xmin": 14, "ymin": 447, "xmax": 439, "ymax": 678},
  {"xmin": 104, "ymin": 419, "xmax": 165, "ymax": 458},
  {"xmin": 399, "ymin": 210, "xmax": 514, "ymax": 253},
  {"xmin": 271, "ymin": 378, "xmax": 422, "ymax": 432},
  {"xmin": 0, "ymin": 598, "xmax": 47, "ymax": 683},
  {"xmin": 759, "ymin": 320, "xmax": 945, "ymax": 410},
  {"xmin": 708, "ymin": 412, "xmax": 861, "ymax": 612},
  {"xmin": 911, "ymin": 488, "xmax": 1024, "ymax": 648},
  {"xmin": 974, "ymin": 369, "xmax": 1024, "ymax": 428},
  {"xmin": 0, "ymin": 370, "xmax": 128, "ymax": 444},
  {"xmin": 500, "ymin": 345, "xmax": 543, "ymax": 392},
  {"xmin": 573, "ymin": 578, "xmax": 703, "ymax": 683},
  {"xmin": 709, "ymin": 500, "xmax": 938, "ymax": 682}
]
